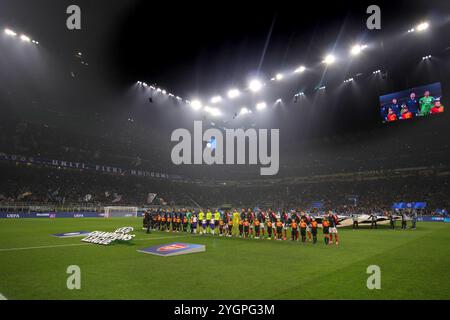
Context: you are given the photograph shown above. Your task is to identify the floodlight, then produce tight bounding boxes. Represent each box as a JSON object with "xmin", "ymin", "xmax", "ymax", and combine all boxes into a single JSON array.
[
  {"xmin": 249, "ymin": 79, "xmax": 262, "ymax": 92},
  {"xmin": 294, "ymin": 65, "xmax": 306, "ymax": 73},
  {"xmin": 227, "ymin": 89, "xmax": 240, "ymax": 99},
  {"xmin": 211, "ymin": 96, "xmax": 222, "ymax": 103},
  {"xmin": 4, "ymin": 28, "xmax": 17, "ymax": 36},
  {"xmin": 416, "ymin": 22, "xmax": 429, "ymax": 32},
  {"xmin": 239, "ymin": 107, "xmax": 249, "ymax": 115},
  {"xmin": 350, "ymin": 44, "xmax": 367, "ymax": 55},
  {"xmin": 20, "ymin": 34, "xmax": 31, "ymax": 42},
  {"xmin": 191, "ymin": 100, "xmax": 202, "ymax": 110},
  {"xmin": 323, "ymin": 54, "xmax": 336, "ymax": 64},
  {"xmin": 256, "ymin": 102, "xmax": 267, "ymax": 110}
]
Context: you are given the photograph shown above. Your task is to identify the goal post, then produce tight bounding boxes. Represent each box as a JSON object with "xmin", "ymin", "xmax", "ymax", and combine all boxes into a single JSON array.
[{"xmin": 103, "ymin": 206, "xmax": 138, "ymax": 218}]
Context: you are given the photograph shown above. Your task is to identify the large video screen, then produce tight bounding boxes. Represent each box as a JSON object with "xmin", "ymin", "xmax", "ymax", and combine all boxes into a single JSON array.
[{"xmin": 379, "ymin": 82, "xmax": 444, "ymax": 123}]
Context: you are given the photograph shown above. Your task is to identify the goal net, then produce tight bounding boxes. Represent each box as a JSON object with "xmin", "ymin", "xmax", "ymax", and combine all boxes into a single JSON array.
[{"xmin": 104, "ymin": 206, "xmax": 138, "ymax": 218}]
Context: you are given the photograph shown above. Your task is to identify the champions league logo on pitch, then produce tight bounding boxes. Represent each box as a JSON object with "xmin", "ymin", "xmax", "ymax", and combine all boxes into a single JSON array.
[{"xmin": 81, "ymin": 227, "xmax": 135, "ymax": 245}]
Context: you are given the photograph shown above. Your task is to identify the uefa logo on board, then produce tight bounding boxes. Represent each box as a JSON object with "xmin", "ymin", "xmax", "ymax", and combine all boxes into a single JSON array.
[{"xmin": 157, "ymin": 244, "xmax": 188, "ymax": 252}]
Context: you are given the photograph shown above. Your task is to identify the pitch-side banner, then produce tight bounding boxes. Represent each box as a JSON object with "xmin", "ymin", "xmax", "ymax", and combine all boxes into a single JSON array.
[{"xmin": 392, "ymin": 202, "xmax": 427, "ymax": 209}]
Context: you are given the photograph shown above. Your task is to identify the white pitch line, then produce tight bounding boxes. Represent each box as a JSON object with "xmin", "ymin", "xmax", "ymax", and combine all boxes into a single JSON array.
[
  {"xmin": 0, "ymin": 235, "xmax": 189, "ymax": 252},
  {"xmin": 0, "ymin": 243, "xmax": 87, "ymax": 252},
  {"xmin": 0, "ymin": 293, "xmax": 7, "ymax": 300}
]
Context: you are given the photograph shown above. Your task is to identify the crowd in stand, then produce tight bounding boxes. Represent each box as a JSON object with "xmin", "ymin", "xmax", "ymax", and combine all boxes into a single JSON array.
[
  {"xmin": 2, "ymin": 114, "xmax": 450, "ymax": 181},
  {"xmin": 1, "ymin": 112, "xmax": 450, "ymax": 215},
  {"xmin": 1, "ymin": 162, "xmax": 449, "ymax": 216}
]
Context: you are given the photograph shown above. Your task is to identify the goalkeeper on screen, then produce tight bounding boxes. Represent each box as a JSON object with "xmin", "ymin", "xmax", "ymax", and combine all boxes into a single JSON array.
[{"xmin": 419, "ymin": 90, "xmax": 435, "ymax": 116}]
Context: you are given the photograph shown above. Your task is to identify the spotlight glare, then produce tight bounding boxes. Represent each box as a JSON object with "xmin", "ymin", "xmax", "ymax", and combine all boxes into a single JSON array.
[
  {"xmin": 323, "ymin": 54, "xmax": 336, "ymax": 65},
  {"xmin": 191, "ymin": 100, "xmax": 202, "ymax": 111},
  {"xmin": 209, "ymin": 107, "xmax": 222, "ymax": 117},
  {"xmin": 256, "ymin": 102, "xmax": 267, "ymax": 110},
  {"xmin": 416, "ymin": 22, "xmax": 429, "ymax": 31},
  {"xmin": 294, "ymin": 65, "xmax": 306, "ymax": 73},
  {"xmin": 275, "ymin": 73, "xmax": 283, "ymax": 80},
  {"xmin": 275, "ymin": 98, "xmax": 282, "ymax": 103},
  {"xmin": 249, "ymin": 79, "xmax": 263, "ymax": 92},
  {"xmin": 211, "ymin": 96, "xmax": 222, "ymax": 103},
  {"xmin": 350, "ymin": 44, "xmax": 366, "ymax": 55},
  {"xmin": 4, "ymin": 28, "xmax": 17, "ymax": 36},
  {"xmin": 20, "ymin": 34, "xmax": 31, "ymax": 42},
  {"xmin": 239, "ymin": 107, "xmax": 249, "ymax": 115},
  {"xmin": 227, "ymin": 89, "xmax": 240, "ymax": 99}
]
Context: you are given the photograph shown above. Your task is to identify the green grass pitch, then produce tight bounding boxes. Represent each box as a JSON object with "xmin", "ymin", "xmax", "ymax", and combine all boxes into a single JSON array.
[{"xmin": 1, "ymin": 218, "xmax": 450, "ymax": 299}]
